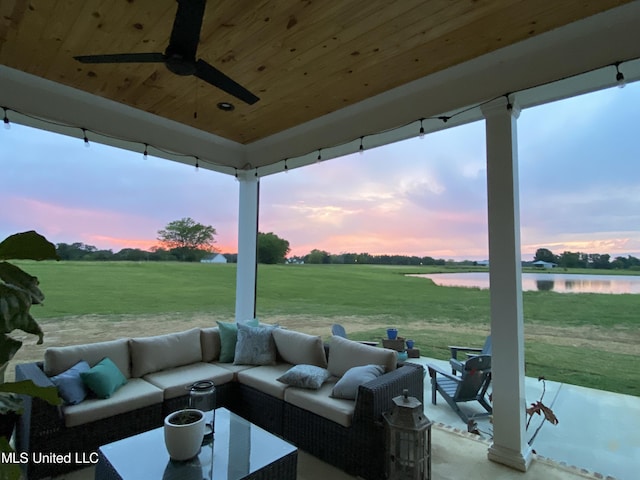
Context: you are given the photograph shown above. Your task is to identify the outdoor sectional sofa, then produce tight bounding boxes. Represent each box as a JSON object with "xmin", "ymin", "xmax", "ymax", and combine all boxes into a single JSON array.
[{"xmin": 15, "ymin": 323, "xmax": 424, "ymax": 480}]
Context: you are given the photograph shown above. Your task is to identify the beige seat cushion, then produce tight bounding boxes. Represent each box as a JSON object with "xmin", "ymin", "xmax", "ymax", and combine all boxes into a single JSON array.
[
  {"xmin": 327, "ymin": 335, "xmax": 397, "ymax": 377},
  {"xmin": 130, "ymin": 328, "xmax": 202, "ymax": 378},
  {"xmin": 143, "ymin": 362, "xmax": 234, "ymax": 400},
  {"xmin": 284, "ymin": 381, "xmax": 355, "ymax": 428},
  {"xmin": 272, "ymin": 328, "xmax": 328, "ymax": 368},
  {"xmin": 236, "ymin": 364, "xmax": 293, "ymax": 399},
  {"xmin": 63, "ymin": 378, "xmax": 163, "ymax": 428},
  {"xmin": 201, "ymin": 327, "xmax": 221, "ymax": 362},
  {"xmin": 44, "ymin": 338, "xmax": 131, "ymax": 378}
]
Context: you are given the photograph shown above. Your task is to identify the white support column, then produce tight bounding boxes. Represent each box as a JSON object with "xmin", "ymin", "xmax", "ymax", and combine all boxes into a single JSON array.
[
  {"xmin": 481, "ymin": 97, "xmax": 533, "ymax": 471},
  {"xmin": 235, "ymin": 172, "xmax": 259, "ymax": 321}
]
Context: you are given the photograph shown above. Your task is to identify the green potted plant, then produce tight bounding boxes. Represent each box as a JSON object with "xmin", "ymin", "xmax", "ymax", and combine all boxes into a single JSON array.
[{"xmin": 0, "ymin": 231, "xmax": 62, "ymax": 480}]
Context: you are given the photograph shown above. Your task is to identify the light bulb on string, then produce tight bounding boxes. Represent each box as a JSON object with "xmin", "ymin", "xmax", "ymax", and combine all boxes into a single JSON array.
[
  {"xmin": 143, "ymin": 144, "xmax": 148, "ymax": 160},
  {"xmin": 2, "ymin": 108, "xmax": 10, "ymax": 130},
  {"xmin": 195, "ymin": 157, "xmax": 200, "ymax": 172},
  {"xmin": 614, "ymin": 62, "xmax": 626, "ymax": 88},
  {"xmin": 317, "ymin": 149, "xmax": 322, "ymax": 163},
  {"xmin": 418, "ymin": 119, "xmax": 425, "ymax": 139},
  {"xmin": 284, "ymin": 159, "xmax": 289, "ymax": 173},
  {"xmin": 359, "ymin": 137, "xmax": 364, "ymax": 154},
  {"xmin": 82, "ymin": 128, "xmax": 90, "ymax": 148}
]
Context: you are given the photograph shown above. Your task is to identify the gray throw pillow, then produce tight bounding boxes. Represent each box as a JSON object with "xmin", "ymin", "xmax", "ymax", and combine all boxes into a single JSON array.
[
  {"xmin": 277, "ymin": 364, "xmax": 331, "ymax": 390},
  {"xmin": 233, "ymin": 323, "xmax": 277, "ymax": 366},
  {"xmin": 331, "ymin": 364, "xmax": 385, "ymax": 400}
]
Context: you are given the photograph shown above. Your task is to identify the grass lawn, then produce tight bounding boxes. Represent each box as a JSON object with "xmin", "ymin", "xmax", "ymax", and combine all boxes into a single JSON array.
[{"xmin": 12, "ymin": 261, "xmax": 640, "ymax": 396}]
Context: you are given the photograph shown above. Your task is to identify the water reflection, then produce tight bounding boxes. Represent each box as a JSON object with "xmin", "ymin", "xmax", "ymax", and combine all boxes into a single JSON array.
[{"xmin": 408, "ymin": 272, "xmax": 640, "ymax": 294}]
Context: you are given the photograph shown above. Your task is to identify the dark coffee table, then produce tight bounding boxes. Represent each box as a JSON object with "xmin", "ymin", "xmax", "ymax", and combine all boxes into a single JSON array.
[{"xmin": 96, "ymin": 408, "xmax": 297, "ymax": 480}]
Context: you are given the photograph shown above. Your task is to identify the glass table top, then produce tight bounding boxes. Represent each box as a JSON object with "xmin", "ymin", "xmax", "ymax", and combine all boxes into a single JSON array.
[{"xmin": 99, "ymin": 408, "xmax": 297, "ymax": 480}]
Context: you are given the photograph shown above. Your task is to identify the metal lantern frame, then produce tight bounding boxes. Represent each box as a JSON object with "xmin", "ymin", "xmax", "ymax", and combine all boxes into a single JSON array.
[{"xmin": 383, "ymin": 389, "xmax": 432, "ymax": 480}]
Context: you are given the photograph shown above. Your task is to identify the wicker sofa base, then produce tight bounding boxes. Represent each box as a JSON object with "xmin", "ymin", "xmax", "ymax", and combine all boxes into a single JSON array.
[{"xmin": 16, "ymin": 360, "xmax": 424, "ymax": 480}]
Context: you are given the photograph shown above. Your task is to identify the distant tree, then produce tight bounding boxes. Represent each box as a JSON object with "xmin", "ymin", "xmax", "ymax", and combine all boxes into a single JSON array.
[
  {"xmin": 534, "ymin": 248, "xmax": 557, "ymax": 264},
  {"xmin": 589, "ymin": 253, "xmax": 611, "ymax": 269},
  {"xmin": 558, "ymin": 251, "xmax": 584, "ymax": 268},
  {"xmin": 56, "ymin": 242, "xmax": 99, "ymax": 260},
  {"xmin": 257, "ymin": 232, "xmax": 290, "ymax": 264},
  {"xmin": 305, "ymin": 249, "xmax": 331, "ymax": 264},
  {"xmin": 157, "ymin": 217, "xmax": 217, "ymax": 261}
]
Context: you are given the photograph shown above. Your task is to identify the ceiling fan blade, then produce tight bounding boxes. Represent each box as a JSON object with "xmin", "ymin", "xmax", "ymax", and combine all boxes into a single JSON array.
[
  {"xmin": 195, "ymin": 59, "xmax": 260, "ymax": 105},
  {"xmin": 74, "ymin": 53, "xmax": 165, "ymax": 64},
  {"xmin": 167, "ymin": 0, "xmax": 207, "ymax": 58}
]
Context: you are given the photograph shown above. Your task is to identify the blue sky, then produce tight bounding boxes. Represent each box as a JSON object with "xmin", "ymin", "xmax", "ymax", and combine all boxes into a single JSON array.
[{"xmin": 1, "ymin": 82, "xmax": 639, "ymax": 260}]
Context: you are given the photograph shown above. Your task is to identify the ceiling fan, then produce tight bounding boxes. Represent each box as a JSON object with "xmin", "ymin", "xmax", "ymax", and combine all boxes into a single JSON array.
[{"xmin": 74, "ymin": 0, "xmax": 259, "ymax": 105}]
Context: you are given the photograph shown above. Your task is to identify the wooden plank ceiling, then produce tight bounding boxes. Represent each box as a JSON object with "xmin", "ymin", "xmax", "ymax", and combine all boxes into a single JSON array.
[{"xmin": 0, "ymin": 0, "xmax": 632, "ymax": 145}]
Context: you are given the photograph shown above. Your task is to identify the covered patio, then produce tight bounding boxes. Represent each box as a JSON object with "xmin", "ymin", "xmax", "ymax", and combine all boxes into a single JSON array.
[{"xmin": 2, "ymin": 0, "xmax": 640, "ymax": 475}]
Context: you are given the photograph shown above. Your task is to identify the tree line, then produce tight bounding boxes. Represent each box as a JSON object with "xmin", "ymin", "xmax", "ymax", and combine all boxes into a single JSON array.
[{"xmin": 533, "ymin": 248, "xmax": 640, "ymax": 270}]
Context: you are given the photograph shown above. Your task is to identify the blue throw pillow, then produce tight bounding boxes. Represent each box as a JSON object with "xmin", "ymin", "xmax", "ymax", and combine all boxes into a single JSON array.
[
  {"xmin": 331, "ymin": 364, "xmax": 385, "ymax": 400},
  {"xmin": 50, "ymin": 360, "xmax": 90, "ymax": 405},
  {"xmin": 80, "ymin": 357, "xmax": 127, "ymax": 399}
]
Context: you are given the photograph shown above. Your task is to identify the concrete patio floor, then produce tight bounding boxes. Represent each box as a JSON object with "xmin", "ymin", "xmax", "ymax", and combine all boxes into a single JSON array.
[
  {"xmin": 50, "ymin": 356, "xmax": 638, "ymax": 480},
  {"xmin": 408, "ymin": 356, "xmax": 640, "ymax": 480}
]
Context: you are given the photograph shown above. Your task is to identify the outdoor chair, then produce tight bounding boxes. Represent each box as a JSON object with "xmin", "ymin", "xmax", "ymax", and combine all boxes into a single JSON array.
[
  {"xmin": 428, "ymin": 355, "xmax": 492, "ymax": 428},
  {"xmin": 331, "ymin": 324, "xmax": 379, "ymax": 346},
  {"xmin": 449, "ymin": 334, "xmax": 492, "ymax": 375}
]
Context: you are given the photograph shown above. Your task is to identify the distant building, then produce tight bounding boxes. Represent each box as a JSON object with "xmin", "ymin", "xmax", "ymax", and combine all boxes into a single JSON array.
[
  {"xmin": 476, "ymin": 260, "xmax": 490, "ymax": 267},
  {"xmin": 201, "ymin": 253, "xmax": 228, "ymax": 264},
  {"xmin": 531, "ymin": 260, "xmax": 557, "ymax": 269}
]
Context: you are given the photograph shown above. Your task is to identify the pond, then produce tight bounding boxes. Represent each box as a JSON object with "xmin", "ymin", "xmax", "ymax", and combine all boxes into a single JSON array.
[{"xmin": 408, "ymin": 272, "xmax": 640, "ymax": 294}]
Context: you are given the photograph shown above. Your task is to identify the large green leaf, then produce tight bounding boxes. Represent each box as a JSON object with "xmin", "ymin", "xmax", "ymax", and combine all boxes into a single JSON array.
[
  {"xmin": 0, "ymin": 286, "xmax": 43, "ymax": 342},
  {"xmin": 0, "ymin": 231, "xmax": 58, "ymax": 261},
  {"xmin": 0, "ymin": 262, "xmax": 44, "ymax": 304},
  {"xmin": 0, "ymin": 380, "xmax": 61, "ymax": 413},
  {"xmin": 0, "ymin": 436, "xmax": 21, "ymax": 480}
]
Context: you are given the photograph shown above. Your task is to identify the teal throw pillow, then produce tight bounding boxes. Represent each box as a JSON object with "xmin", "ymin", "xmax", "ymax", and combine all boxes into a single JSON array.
[
  {"xmin": 217, "ymin": 319, "xmax": 259, "ymax": 363},
  {"xmin": 80, "ymin": 357, "xmax": 127, "ymax": 399}
]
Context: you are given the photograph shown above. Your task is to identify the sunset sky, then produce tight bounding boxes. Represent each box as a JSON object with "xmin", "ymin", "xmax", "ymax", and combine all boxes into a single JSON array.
[{"xmin": 2, "ymin": 82, "xmax": 639, "ymax": 261}]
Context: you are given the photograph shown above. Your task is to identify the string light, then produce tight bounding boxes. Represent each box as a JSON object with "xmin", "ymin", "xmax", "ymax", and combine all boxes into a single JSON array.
[
  {"xmin": 2, "ymin": 107, "xmax": 10, "ymax": 130},
  {"xmin": 505, "ymin": 95, "xmax": 513, "ymax": 111},
  {"xmin": 255, "ymin": 167, "xmax": 259, "ymax": 177},
  {"xmin": 614, "ymin": 62, "xmax": 626, "ymax": 88},
  {"xmin": 0, "ymin": 57, "xmax": 634, "ymax": 176}
]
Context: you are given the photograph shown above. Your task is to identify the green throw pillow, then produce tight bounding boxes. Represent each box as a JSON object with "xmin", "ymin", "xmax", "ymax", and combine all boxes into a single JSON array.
[
  {"xmin": 80, "ymin": 357, "xmax": 127, "ymax": 399},
  {"xmin": 216, "ymin": 319, "xmax": 259, "ymax": 363}
]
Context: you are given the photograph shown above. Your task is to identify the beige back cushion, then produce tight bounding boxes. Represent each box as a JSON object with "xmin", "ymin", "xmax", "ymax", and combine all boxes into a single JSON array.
[
  {"xmin": 44, "ymin": 338, "xmax": 131, "ymax": 378},
  {"xmin": 272, "ymin": 328, "xmax": 328, "ymax": 368},
  {"xmin": 129, "ymin": 328, "xmax": 202, "ymax": 378},
  {"xmin": 327, "ymin": 335, "xmax": 397, "ymax": 377},
  {"xmin": 200, "ymin": 327, "xmax": 221, "ymax": 362}
]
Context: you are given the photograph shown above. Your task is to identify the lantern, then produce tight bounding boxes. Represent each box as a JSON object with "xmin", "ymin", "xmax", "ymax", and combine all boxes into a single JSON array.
[
  {"xmin": 383, "ymin": 389, "xmax": 432, "ymax": 480},
  {"xmin": 188, "ymin": 380, "xmax": 216, "ymax": 439}
]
